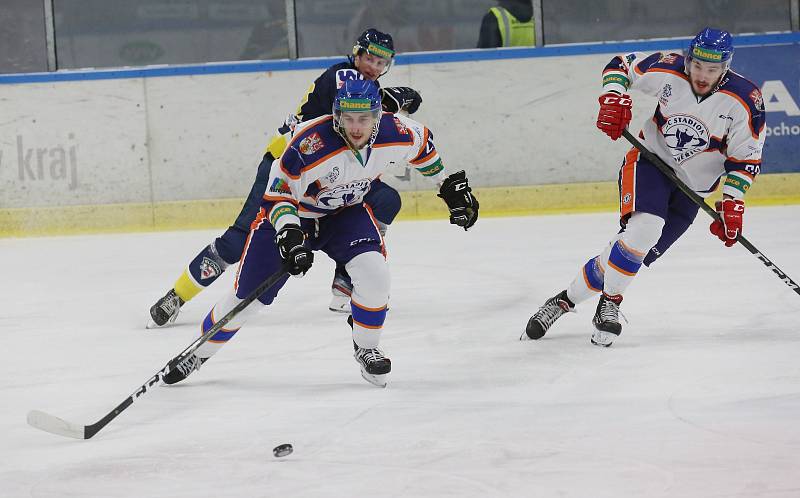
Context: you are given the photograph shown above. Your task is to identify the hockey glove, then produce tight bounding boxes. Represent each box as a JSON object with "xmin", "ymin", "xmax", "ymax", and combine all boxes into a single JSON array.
[
  {"xmin": 597, "ymin": 92, "xmax": 632, "ymax": 140},
  {"xmin": 709, "ymin": 198, "xmax": 744, "ymax": 247},
  {"xmin": 275, "ymin": 224, "xmax": 314, "ymax": 276},
  {"xmin": 438, "ymin": 170, "xmax": 479, "ymax": 230},
  {"xmin": 381, "ymin": 86, "xmax": 423, "ymax": 114}
]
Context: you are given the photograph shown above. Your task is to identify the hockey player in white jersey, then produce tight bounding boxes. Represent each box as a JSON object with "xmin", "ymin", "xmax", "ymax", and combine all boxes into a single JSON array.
[
  {"xmin": 522, "ymin": 27, "xmax": 765, "ymax": 346},
  {"xmin": 162, "ymin": 79, "xmax": 479, "ymax": 387}
]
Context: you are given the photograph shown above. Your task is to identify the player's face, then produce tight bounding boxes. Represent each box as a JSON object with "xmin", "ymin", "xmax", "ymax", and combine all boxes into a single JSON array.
[
  {"xmin": 340, "ymin": 112, "xmax": 378, "ymax": 148},
  {"xmin": 688, "ymin": 58, "xmax": 726, "ymax": 96},
  {"xmin": 355, "ymin": 52, "xmax": 390, "ymax": 80}
]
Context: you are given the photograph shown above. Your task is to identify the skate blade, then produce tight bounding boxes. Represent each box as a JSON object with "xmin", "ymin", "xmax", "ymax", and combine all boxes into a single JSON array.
[
  {"xmin": 328, "ymin": 295, "xmax": 351, "ymax": 313},
  {"xmin": 590, "ymin": 330, "xmax": 617, "ymax": 347},
  {"xmin": 146, "ymin": 318, "xmax": 173, "ymax": 329},
  {"xmin": 360, "ymin": 370, "xmax": 387, "ymax": 388}
]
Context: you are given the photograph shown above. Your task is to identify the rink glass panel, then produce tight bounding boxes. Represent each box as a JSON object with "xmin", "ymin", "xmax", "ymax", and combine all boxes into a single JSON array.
[
  {"xmin": 53, "ymin": 0, "xmax": 288, "ymax": 69},
  {"xmin": 543, "ymin": 0, "xmax": 793, "ymax": 44},
  {"xmin": 0, "ymin": 0, "xmax": 48, "ymax": 74},
  {"xmin": 293, "ymin": 0, "xmax": 497, "ymax": 58}
]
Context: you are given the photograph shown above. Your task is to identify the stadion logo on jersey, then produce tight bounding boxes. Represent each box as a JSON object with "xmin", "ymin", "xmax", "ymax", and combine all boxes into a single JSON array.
[
  {"xmin": 662, "ymin": 114, "xmax": 710, "ymax": 163},
  {"xmin": 316, "ymin": 179, "xmax": 372, "ymax": 208}
]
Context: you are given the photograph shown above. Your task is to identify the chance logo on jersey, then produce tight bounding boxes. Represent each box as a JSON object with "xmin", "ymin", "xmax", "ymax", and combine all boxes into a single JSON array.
[
  {"xmin": 316, "ymin": 179, "xmax": 372, "ymax": 208},
  {"xmin": 661, "ymin": 114, "xmax": 710, "ymax": 163}
]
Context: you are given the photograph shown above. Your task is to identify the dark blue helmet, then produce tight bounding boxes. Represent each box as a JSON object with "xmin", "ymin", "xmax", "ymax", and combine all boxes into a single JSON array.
[
  {"xmin": 333, "ymin": 79, "xmax": 382, "ymax": 114},
  {"xmin": 333, "ymin": 80, "xmax": 382, "ymax": 144},
  {"xmin": 688, "ymin": 27, "xmax": 734, "ymax": 67},
  {"xmin": 353, "ymin": 28, "xmax": 395, "ymax": 60}
]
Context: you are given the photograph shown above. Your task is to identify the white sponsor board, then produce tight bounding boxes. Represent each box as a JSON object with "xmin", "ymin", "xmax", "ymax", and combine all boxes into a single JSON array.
[{"xmin": 0, "ymin": 53, "xmax": 657, "ymax": 210}]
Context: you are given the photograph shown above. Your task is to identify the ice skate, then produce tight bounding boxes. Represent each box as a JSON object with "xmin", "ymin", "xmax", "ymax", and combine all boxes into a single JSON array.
[
  {"xmin": 147, "ymin": 289, "xmax": 184, "ymax": 329},
  {"xmin": 162, "ymin": 353, "xmax": 206, "ymax": 385},
  {"xmin": 521, "ymin": 290, "xmax": 575, "ymax": 340},
  {"xmin": 328, "ymin": 268, "xmax": 353, "ymax": 313},
  {"xmin": 591, "ymin": 293, "xmax": 623, "ymax": 347},
  {"xmin": 353, "ymin": 341, "xmax": 391, "ymax": 388}
]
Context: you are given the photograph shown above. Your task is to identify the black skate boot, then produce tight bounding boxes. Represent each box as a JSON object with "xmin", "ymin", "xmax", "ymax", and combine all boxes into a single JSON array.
[
  {"xmin": 591, "ymin": 293, "xmax": 623, "ymax": 347},
  {"xmin": 163, "ymin": 353, "xmax": 207, "ymax": 385},
  {"xmin": 147, "ymin": 289, "xmax": 185, "ymax": 329},
  {"xmin": 522, "ymin": 290, "xmax": 575, "ymax": 340},
  {"xmin": 348, "ymin": 316, "xmax": 391, "ymax": 387}
]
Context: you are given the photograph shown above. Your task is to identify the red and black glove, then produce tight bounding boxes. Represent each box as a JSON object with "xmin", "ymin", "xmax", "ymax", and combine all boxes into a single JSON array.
[
  {"xmin": 709, "ymin": 198, "xmax": 745, "ymax": 247},
  {"xmin": 596, "ymin": 92, "xmax": 632, "ymax": 140}
]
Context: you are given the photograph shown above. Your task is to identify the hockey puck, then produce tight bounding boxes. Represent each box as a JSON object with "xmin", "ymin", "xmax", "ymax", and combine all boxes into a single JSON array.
[{"xmin": 273, "ymin": 443, "xmax": 293, "ymax": 458}]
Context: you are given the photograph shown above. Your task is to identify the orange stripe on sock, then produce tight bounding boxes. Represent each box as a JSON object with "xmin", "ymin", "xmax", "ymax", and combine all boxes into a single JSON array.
[
  {"xmin": 351, "ymin": 298, "xmax": 387, "ymax": 312},
  {"xmin": 353, "ymin": 318, "xmax": 383, "ymax": 330},
  {"xmin": 607, "ymin": 260, "xmax": 637, "ymax": 277}
]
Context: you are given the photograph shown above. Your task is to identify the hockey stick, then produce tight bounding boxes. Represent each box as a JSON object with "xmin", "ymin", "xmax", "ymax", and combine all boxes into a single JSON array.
[
  {"xmin": 27, "ymin": 263, "xmax": 291, "ymax": 440},
  {"xmin": 622, "ymin": 129, "xmax": 800, "ymax": 295}
]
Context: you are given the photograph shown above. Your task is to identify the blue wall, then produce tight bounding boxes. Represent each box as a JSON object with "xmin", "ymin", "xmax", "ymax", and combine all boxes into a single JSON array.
[{"xmin": 736, "ymin": 43, "xmax": 800, "ymax": 173}]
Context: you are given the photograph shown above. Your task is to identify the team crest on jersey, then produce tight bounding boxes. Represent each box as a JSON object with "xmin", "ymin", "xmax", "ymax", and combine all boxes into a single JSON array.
[
  {"xmin": 662, "ymin": 114, "xmax": 710, "ymax": 163},
  {"xmin": 335, "ymin": 69, "xmax": 362, "ymax": 89},
  {"xmin": 200, "ymin": 257, "xmax": 221, "ymax": 280},
  {"xmin": 299, "ymin": 132, "xmax": 325, "ymax": 155},
  {"xmin": 659, "ymin": 84, "xmax": 672, "ymax": 106},
  {"xmin": 316, "ymin": 179, "xmax": 372, "ymax": 208},
  {"xmin": 658, "ymin": 54, "xmax": 678, "ymax": 65},
  {"xmin": 749, "ymin": 88, "xmax": 764, "ymax": 112},
  {"xmin": 393, "ymin": 117, "xmax": 409, "ymax": 135}
]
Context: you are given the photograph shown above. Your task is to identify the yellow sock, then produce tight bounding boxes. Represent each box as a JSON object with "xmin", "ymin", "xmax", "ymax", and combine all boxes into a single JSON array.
[{"xmin": 174, "ymin": 270, "xmax": 203, "ymax": 302}]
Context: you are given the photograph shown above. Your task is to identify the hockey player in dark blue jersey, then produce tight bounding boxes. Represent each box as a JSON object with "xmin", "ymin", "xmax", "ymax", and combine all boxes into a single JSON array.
[{"xmin": 148, "ymin": 28, "xmax": 423, "ymax": 328}]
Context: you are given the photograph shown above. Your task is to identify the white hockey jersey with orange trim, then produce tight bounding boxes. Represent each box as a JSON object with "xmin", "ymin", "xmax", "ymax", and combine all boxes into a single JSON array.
[
  {"xmin": 602, "ymin": 51, "xmax": 766, "ymax": 198},
  {"xmin": 262, "ymin": 112, "xmax": 446, "ymax": 232}
]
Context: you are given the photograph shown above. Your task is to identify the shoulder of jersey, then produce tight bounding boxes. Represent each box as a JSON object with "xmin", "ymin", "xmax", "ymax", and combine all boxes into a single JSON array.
[
  {"xmin": 320, "ymin": 60, "xmax": 355, "ymax": 80},
  {"xmin": 639, "ymin": 52, "xmax": 686, "ymax": 75},
  {"xmin": 718, "ymin": 70, "xmax": 765, "ymax": 114},
  {"xmin": 372, "ymin": 113, "xmax": 417, "ymax": 148},
  {"xmin": 285, "ymin": 116, "xmax": 346, "ymax": 167}
]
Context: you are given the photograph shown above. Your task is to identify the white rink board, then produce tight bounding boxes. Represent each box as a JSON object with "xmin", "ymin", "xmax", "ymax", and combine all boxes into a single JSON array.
[
  {"xmin": 0, "ymin": 79, "xmax": 149, "ymax": 207},
  {"xmin": 0, "ymin": 53, "xmax": 659, "ymax": 209}
]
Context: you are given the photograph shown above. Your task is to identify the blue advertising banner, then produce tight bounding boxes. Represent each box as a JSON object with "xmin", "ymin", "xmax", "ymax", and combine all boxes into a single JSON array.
[{"xmin": 735, "ymin": 43, "xmax": 800, "ymax": 174}]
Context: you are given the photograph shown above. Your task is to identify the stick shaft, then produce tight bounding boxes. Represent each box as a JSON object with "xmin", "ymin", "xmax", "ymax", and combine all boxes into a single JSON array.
[
  {"xmin": 31, "ymin": 264, "xmax": 290, "ymax": 439},
  {"xmin": 622, "ymin": 129, "xmax": 800, "ymax": 295}
]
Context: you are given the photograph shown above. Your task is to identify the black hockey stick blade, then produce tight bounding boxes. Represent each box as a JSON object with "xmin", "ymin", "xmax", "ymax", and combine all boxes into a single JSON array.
[
  {"xmin": 622, "ymin": 129, "xmax": 800, "ymax": 296},
  {"xmin": 27, "ymin": 263, "xmax": 291, "ymax": 440}
]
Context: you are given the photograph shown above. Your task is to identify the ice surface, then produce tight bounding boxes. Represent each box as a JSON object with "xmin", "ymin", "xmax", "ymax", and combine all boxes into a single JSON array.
[{"xmin": 2, "ymin": 208, "xmax": 799, "ymax": 497}]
